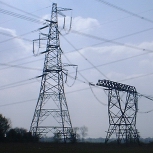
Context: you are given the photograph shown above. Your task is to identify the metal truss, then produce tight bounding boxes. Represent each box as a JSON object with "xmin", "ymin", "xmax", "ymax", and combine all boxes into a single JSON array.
[
  {"xmin": 30, "ymin": 3, "xmax": 75, "ymax": 143},
  {"xmin": 97, "ymin": 80, "xmax": 139, "ymax": 144}
]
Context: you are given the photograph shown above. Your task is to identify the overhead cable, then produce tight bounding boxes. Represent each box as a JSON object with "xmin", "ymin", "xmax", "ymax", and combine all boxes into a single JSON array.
[
  {"xmin": 71, "ymin": 30, "xmax": 153, "ymax": 53},
  {"xmin": 119, "ymin": 72, "xmax": 153, "ymax": 82},
  {"xmin": 0, "ymin": 0, "xmax": 42, "ymax": 19},
  {"xmin": 89, "ymin": 83, "xmax": 107, "ymax": 106},
  {"xmin": 0, "ymin": 8, "xmax": 43, "ymax": 24},
  {"xmin": 0, "ymin": 29, "xmax": 38, "ymax": 44},
  {"xmin": 0, "ymin": 62, "xmax": 42, "ymax": 71},
  {"xmin": 0, "ymin": 58, "xmax": 44, "ymax": 71},
  {"xmin": 0, "ymin": 76, "xmax": 40, "ymax": 91},
  {"xmin": 63, "ymin": 53, "xmax": 89, "ymax": 83},
  {"xmin": 61, "ymin": 34, "xmax": 109, "ymax": 79},
  {"xmin": 0, "ymin": 98, "xmax": 37, "ymax": 107},
  {"xmin": 96, "ymin": 0, "xmax": 153, "ymax": 24}
]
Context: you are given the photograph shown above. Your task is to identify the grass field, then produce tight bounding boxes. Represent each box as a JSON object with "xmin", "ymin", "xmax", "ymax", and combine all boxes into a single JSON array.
[{"xmin": 1, "ymin": 142, "xmax": 153, "ymax": 153}]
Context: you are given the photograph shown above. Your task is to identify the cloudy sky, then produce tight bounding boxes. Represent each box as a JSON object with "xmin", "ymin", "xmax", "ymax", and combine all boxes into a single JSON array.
[{"xmin": 0, "ymin": 0, "xmax": 153, "ymax": 139}]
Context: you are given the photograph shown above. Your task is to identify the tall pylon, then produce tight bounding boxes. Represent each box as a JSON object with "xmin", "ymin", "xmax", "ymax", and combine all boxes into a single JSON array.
[{"xmin": 30, "ymin": 3, "xmax": 76, "ymax": 143}]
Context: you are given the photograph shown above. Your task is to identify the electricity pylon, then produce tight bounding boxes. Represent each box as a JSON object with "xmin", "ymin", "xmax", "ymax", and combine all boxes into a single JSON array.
[
  {"xmin": 30, "ymin": 3, "xmax": 76, "ymax": 143},
  {"xmin": 97, "ymin": 79, "xmax": 139, "ymax": 144}
]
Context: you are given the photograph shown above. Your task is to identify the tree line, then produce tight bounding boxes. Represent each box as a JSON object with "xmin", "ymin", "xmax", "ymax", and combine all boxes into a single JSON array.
[
  {"xmin": 0, "ymin": 114, "xmax": 38, "ymax": 142},
  {"xmin": 0, "ymin": 113, "xmax": 88, "ymax": 143}
]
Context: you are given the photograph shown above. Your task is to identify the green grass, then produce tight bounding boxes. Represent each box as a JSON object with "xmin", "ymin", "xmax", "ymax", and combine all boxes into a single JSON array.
[{"xmin": 1, "ymin": 142, "xmax": 153, "ymax": 153}]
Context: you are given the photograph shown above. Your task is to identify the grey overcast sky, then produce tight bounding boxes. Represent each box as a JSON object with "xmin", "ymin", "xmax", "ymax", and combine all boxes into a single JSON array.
[{"xmin": 0, "ymin": 0, "xmax": 153, "ymax": 138}]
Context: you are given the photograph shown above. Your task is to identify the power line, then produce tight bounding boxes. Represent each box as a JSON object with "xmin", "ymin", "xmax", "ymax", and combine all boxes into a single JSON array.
[
  {"xmin": 119, "ymin": 72, "xmax": 153, "ymax": 82},
  {"xmin": 0, "ymin": 87, "xmax": 90, "ymax": 108},
  {"xmin": 61, "ymin": 34, "xmax": 109, "ymax": 79},
  {"xmin": 4, "ymin": 50, "xmax": 146, "ymax": 80},
  {"xmin": 138, "ymin": 109, "xmax": 153, "ymax": 114},
  {"xmin": 0, "ymin": 13, "xmax": 153, "ymax": 103},
  {"xmin": 0, "ymin": 58, "xmax": 44, "ymax": 71},
  {"xmin": 0, "ymin": 54, "xmax": 32, "ymax": 65},
  {"xmin": 64, "ymin": 52, "xmax": 110, "ymax": 110},
  {"xmin": 62, "ymin": 29, "xmax": 153, "ymax": 82},
  {"xmin": 0, "ymin": 1, "xmax": 153, "ymax": 70},
  {"xmin": 0, "ymin": 0, "xmax": 42, "ymax": 19},
  {"xmin": 75, "ymin": 8, "xmax": 153, "ymax": 33},
  {"xmin": 1, "ymin": 73, "xmax": 152, "ymax": 114},
  {"xmin": 0, "ymin": 8, "xmax": 43, "ymax": 24},
  {"xmin": 71, "ymin": 30, "xmax": 153, "ymax": 53},
  {"xmin": 1, "ymin": 8, "xmax": 153, "ymax": 46},
  {"xmin": 0, "ymin": 76, "xmax": 40, "ymax": 91},
  {"xmin": 1, "ymin": 14, "xmax": 153, "ymax": 69},
  {"xmin": 0, "ymin": 98, "xmax": 37, "ymax": 107},
  {"xmin": 0, "ymin": 31, "xmax": 32, "ymax": 42},
  {"xmin": 73, "ymin": 52, "xmax": 148, "ymax": 74},
  {"xmin": 66, "ymin": 87, "xmax": 90, "ymax": 94},
  {"xmin": 0, "ymin": 80, "xmax": 39, "ymax": 91},
  {"xmin": 2, "ymin": 2, "xmax": 153, "ymax": 114},
  {"xmin": 89, "ymin": 83, "xmax": 107, "ymax": 106},
  {"xmin": 1, "ymin": 26, "xmax": 152, "ymax": 72},
  {"xmin": 137, "ymin": 94, "xmax": 153, "ymax": 114},
  {"xmin": 0, "ymin": 53, "xmax": 152, "ymax": 94},
  {"xmin": 2, "ymin": 25, "xmax": 152, "ymax": 66},
  {"xmin": 1, "ymin": 20, "xmax": 153, "ymax": 49},
  {"xmin": 110, "ymin": 27, "xmax": 153, "ymax": 42},
  {"xmin": 67, "ymin": 76, "xmax": 153, "ymax": 112},
  {"xmin": 1, "ymin": 67, "xmax": 152, "ymax": 96},
  {"xmin": 11, "ymin": 65, "xmax": 149, "ymax": 101},
  {"xmin": 2, "ymin": 80, "xmax": 153, "ymax": 114},
  {"xmin": 0, "ymin": 29, "xmax": 38, "ymax": 44},
  {"xmin": 0, "ymin": 1, "xmax": 51, "ymax": 25},
  {"xmin": 0, "ymin": 62, "xmax": 42, "ymax": 71},
  {"xmin": 96, "ymin": 0, "xmax": 153, "ymax": 24},
  {"xmin": 1, "ymin": 76, "xmax": 153, "ymax": 115},
  {"xmin": 62, "ymin": 27, "xmax": 153, "ymax": 76},
  {"xmin": 63, "ymin": 53, "xmax": 89, "ymax": 83}
]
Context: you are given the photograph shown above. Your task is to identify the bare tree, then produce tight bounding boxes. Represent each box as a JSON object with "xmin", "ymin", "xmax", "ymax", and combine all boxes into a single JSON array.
[
  {"xmin": 53, "ymin": 132, "xmax": 62, "ymax": 143},
  {"xmin": 80, "ymin": 126, "xmax": 88, "ymax": 142},
  {"xmin": 73, "ymin": 127, "xmax": 80, "ymax": 141}
]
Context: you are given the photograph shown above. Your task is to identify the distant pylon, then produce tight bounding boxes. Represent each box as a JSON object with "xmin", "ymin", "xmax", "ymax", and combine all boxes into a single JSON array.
[
  {"xmin": 97, "ymin": 80, "xmax": 139, "ymax": 144},
  {"xmin": 30, "ymin": 3, "xmax": 76, "ymax": 143}
]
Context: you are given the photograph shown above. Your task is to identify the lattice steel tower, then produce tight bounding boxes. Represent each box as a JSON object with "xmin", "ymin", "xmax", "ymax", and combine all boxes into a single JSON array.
[
  {"xmin": 30, "ymin": 3, "xmax": 75, "ymax": 142},
  {"xmin": 97, "ymin": 80, "xmax": 139, "ymax": 144}
]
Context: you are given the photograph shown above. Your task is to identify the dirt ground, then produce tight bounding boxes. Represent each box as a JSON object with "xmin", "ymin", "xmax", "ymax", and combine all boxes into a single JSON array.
[{"xmin": 1, "ymin": 142, "xmax": 153, "ymax": 153}]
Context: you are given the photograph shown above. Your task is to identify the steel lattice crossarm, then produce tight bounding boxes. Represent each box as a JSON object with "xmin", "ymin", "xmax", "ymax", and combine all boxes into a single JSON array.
[{"xmin": 96, "ymin": 79, "xmax": 137, "ymax": 93}]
